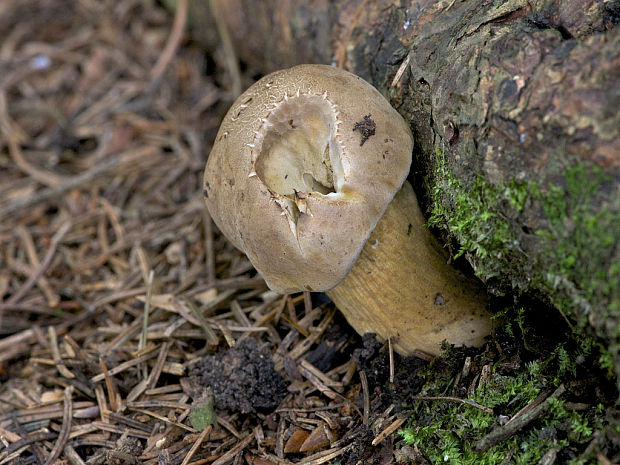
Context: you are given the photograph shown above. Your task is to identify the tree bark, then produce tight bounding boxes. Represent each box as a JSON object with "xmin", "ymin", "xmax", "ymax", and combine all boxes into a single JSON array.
[{"xmin": 183, "ymin": 0, "xmax": 620, "ymax": 371}]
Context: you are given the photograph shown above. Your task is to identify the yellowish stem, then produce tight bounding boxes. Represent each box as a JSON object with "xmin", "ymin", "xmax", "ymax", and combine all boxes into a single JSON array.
[{"xmin": 327, "ymin": 181, "xmax": 493, "ymax": 358}]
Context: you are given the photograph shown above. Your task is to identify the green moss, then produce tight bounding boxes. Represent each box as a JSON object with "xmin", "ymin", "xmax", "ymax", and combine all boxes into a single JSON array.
[
  {"xmin": 533, "ymin": 165, "xmax": 620, "ymax": 331},
  {"xmin": 428, "ymin": 148, "xmax": 531, "ymax": 282},
  {"xmin": 403, "ymin": 157, "xmax": 618, "ymax": 460},
  {"xmin": 398, "ymin": 336, "xmax": 612, "ymax": 464},
  {"xmin": 428, "ymin": 152, "xmax": 619, "ymax": 341},
  {"xmin": 189, "ymin": 390, "xmax": 217, "ymax": 431}
]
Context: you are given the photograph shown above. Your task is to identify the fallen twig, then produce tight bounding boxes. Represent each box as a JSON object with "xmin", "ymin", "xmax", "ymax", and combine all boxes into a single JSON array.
[
  {"xmin": 474, "ymin": 384, "xmax": 566, "ymax": 452},
  {"xmin": 2, "ymin": 220, "xmax": 71, "ymax": 307},
  {"xmin": 43, "ymin": 386, "xmax": 73, "ymax": 465}
]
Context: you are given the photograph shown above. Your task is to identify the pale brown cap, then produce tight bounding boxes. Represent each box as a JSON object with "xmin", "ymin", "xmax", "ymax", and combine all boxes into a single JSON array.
[{"xmin": 203, "ymin": 64, "xmax": 413, "ymax": 293}]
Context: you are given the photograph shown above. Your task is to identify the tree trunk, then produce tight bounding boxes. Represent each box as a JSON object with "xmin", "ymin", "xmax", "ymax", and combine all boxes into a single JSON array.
[{"xmin": 184, "ymin": 0, "xmax": 620, "ymax": 371}]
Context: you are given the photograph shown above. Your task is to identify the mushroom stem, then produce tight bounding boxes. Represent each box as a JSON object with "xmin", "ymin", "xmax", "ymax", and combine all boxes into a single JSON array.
[{"xmin": 326, "ymin": 181, "xmax": 493, "ymax": 359}]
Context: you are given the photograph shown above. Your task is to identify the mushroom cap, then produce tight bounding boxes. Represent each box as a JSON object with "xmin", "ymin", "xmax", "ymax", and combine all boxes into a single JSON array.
[{"xmin": 203, "ymin": 64, "xmax": 413, "ymax": 293}]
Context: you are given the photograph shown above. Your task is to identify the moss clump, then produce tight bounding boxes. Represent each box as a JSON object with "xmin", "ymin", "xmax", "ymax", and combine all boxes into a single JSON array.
[
  {"xmin": 428, "ymin": 148, "xmax": 531, "ymax": 283},
  {"xmin": 398, "ymin": 323, "xmax": 617, "ymax": 464},
  {"xmin": 533, "ymin": 164, "xmax": 619, "ymax": 333},
  {"xmin": 189, "ymin": 388, "xmax": 217, "ymax": 431},
  {"xmin": 428, "ymin": 151, "xmax": 619, "ymax": 347}
]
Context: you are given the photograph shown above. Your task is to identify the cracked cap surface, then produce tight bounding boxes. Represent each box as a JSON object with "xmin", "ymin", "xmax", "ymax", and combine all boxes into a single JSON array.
[{"xmin": 203, "ymin": 64, "xmax": 413, "ymax": 293}]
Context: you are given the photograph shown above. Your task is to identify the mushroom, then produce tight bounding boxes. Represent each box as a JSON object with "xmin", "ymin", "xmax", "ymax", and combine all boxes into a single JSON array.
[{"xmin": 203, "ymin": 64, "xmax": 493, "ymax": 358}]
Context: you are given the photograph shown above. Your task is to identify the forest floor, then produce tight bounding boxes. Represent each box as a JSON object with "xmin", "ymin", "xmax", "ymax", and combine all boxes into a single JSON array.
[{"xmin": 0, "ymin": 1, "xmax": 618, "ymax": 464}]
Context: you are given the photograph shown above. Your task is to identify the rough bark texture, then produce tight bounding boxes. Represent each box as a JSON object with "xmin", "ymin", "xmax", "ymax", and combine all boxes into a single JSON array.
[{"xmin": 181, "ymin": 0, "xmax": 620, "ymax": 374}]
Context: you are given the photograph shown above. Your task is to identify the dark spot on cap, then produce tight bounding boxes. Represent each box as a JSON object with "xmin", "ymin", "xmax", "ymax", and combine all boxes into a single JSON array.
[
  {"xmin": 352, "ymin": 114, "xmax": 376, "ymax": 146},
  {"xmin": 203, "ymin": 189, "xmax": 209, "ymax": 198}
]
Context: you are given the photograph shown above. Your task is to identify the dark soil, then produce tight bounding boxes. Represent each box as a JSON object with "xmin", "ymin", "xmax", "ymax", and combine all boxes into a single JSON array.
[
  {"xmin": 352, "ymin": 334, "xmax": 426, "ymax": 409},
  {"xmin": 189, "ymin": 337, "xmax": 288, "ymax": 414}
]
